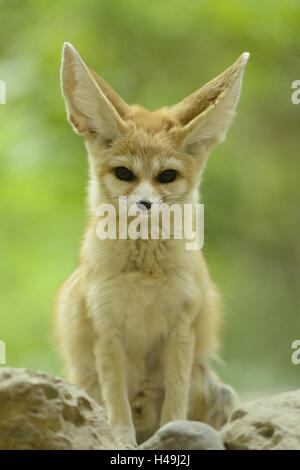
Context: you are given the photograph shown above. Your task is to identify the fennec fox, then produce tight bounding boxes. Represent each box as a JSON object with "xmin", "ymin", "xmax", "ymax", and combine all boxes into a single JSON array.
[{"xmin": 54, "ymin": 43, "xmax": 249, "ymax": 447}]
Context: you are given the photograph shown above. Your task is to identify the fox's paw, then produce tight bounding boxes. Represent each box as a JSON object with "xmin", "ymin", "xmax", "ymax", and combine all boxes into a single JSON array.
[
  {"xmin": 205, "ymin": 382, "xmax": 238, "ymax": 430},
  {"xmin": 114, "ymin": 425, "xmax": 137, "ymax": 449},
  {"xmin": 118, "ymin": 443, "xmax": 137, "ymax": 450}
]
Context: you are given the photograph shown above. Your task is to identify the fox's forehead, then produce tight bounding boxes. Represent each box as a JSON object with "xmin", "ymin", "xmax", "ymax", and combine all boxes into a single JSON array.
[
  {"xmin": 111, "ymin": 111, "xmax": 180, "ymax": 158},
  {"xmin": 124, "ymin": 105, "xmax": 177, "ymax": 133}
]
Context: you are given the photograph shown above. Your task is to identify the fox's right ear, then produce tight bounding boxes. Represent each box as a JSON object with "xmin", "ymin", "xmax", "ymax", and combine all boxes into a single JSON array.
[
  {"xmin": 61, "ymin": 43, "xmax": 129, "ymax": 143},
  {"xmin": 171, "ymin": 53, "xmax": 249, "ymax": 157}
]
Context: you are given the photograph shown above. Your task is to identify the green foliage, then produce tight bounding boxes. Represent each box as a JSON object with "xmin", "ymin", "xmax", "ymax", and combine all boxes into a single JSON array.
[{"xmin": 0, "ymin": 0, "xmax": 299, "ymax": 394}]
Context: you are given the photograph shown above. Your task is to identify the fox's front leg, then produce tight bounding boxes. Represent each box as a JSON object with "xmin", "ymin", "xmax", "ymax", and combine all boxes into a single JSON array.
[
  {"xmin": 160, "ymin": 326, "xmax": 195, "ymax": 426},
  {"xmin": 93, "ymin": 330, "xmax": 136, "ymax": 448}
]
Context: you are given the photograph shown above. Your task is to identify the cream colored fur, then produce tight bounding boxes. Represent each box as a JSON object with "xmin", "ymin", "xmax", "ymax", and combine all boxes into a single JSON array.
[{"xmin": 54, "ymin": 43, "xmax": 249, "ymax": 448}]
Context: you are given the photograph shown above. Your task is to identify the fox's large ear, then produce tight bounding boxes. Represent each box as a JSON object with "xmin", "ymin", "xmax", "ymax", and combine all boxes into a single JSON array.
[
  {"xmin": 171, "ymin": 53, "xmax": 249, "ymax": 156},
  {"xmin": 61, "ymin": 43, "xmax": 129, "ymax": 142}
]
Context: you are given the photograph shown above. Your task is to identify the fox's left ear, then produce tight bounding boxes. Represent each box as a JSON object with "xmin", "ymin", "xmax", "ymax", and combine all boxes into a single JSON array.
[
  {"xmin": 60, "ymin": 43, "xmax": 129, "ymax": 143},
  {"xmin": 171, "ymin": 53, "xmax": 249, "ymax": 156}
]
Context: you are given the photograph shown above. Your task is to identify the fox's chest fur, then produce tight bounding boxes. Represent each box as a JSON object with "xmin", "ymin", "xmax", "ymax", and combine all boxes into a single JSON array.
[{"xmin": 82, "ymin": 227, "xmax": 202, "ymax": 362}]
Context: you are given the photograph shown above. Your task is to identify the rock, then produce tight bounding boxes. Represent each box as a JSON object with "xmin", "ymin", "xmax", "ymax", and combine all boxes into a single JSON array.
[
  {"xmin": 0, "ymin": 367, "xmax": 117, "ymax": 450},
  {"xmin": 139, "ymin": 420, "xmax": 225, "ymax": 450},
  {"xmin": 222, "ymin": 390, "xmax": 300, "ymax": 450},
  {"xmin": 3, "ymin": 367, "xmax": 298, "ymax": 450}
]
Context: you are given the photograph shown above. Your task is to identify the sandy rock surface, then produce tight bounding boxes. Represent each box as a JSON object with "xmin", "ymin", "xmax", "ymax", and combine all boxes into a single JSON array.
[
  {"xmin": 1, "ymin": 367, "xmax": 299, "ymax": 451},
  {"xmin": 0, "ymin": 367, "xmax": 117, "ymax": 450},
  {"xmin": 222, "ymin": 390, "xmax": 300, "ymax": 450}
]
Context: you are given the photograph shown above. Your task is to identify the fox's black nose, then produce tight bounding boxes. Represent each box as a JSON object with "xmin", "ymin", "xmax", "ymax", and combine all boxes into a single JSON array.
[{"xmin": 137, "ymin": 200, "xmax": 152, "ymax": 211}]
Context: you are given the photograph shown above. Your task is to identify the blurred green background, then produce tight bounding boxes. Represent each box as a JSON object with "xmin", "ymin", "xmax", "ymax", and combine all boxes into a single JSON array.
[{"xmin": 0, "ymin": 0, "xmax": 299, "ymax": 397}]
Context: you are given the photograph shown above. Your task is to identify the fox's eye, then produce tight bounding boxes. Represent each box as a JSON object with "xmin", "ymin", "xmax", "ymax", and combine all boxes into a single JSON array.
[
  {"xmin": 157, "ymin": 169, "xmax": 177, "ymax": 184},
  {"xmin": 115, "ymin": 167, "xmax": 135, "ymax": 182}
]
